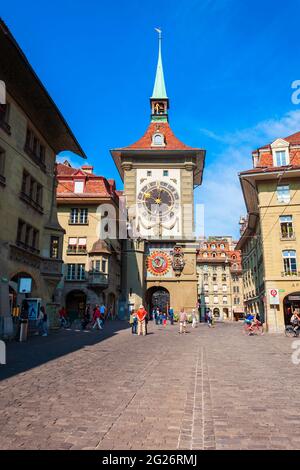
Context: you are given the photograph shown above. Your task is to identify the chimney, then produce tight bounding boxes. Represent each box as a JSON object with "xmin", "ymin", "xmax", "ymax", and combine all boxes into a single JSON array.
[{"xmin": 82, "ymin": 164, "xmax": 94, "ymax": 174}]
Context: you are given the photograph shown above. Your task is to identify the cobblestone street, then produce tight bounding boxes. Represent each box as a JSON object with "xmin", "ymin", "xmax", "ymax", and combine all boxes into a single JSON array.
[{"xmin": 1, "ymin": 321, "xmax": 300, "ymax": 450}]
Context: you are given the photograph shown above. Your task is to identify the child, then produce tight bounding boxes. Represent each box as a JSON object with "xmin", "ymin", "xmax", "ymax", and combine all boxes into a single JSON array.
[{"xmin": 130, "ymin": 311, "xmax": 137, "ymax": 334}]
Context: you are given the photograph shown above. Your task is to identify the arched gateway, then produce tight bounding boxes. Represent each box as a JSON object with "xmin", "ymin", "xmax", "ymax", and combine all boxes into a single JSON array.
[{"xmin": 146, "ymin": 287, "xmax": 170, "ymax": 314}]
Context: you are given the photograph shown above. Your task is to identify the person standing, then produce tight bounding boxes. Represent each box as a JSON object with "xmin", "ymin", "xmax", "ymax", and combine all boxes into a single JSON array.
[
  {"xmin": 169, "ymin": 307, "xmax": 174, "ymax": 325},
  {"xmin": 155, "ymin": 308, "xmax": 159, "ymax": 325},
  {"xmin": 40, "ymin": 306, "xmax": 48, "ymax": 337},
  {"xmin": 207, "ymin": 308, "xmax": 213, "ymax": 327},
  {"xmin": 136, "ymin": 305, "xmax": 147, "ymax": 336},
  {"xmin": 179, "ymin": 308, "xmax": 187, "ymax": 334},
  {"xmin": 192, "ymin": 309, "xmax": 197, "ymax": 328},
  {"xmin": 92, "ymin": 305, "xmax": 102, "ymax": 330},
  {"xmin": 81, "ymin": 304, "xmax": 90, "ymax": 330},
  {"xmin": 130, "ymin": 310, "xmax": 138, "ymax": 334}
]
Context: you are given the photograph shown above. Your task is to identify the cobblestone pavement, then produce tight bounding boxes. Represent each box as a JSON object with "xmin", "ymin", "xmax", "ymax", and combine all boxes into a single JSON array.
[{"xmin": 1, "ymin": 321, "xmax": 300, "ymax": 450}]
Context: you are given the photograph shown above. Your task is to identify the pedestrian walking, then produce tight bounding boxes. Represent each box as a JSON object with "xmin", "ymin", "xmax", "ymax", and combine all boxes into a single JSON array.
[
  {"xmin": 163, "ymin": 311, "xmax": 167, "ymax": 327},
  {"xmin": 159, "ymin": 309, "xmax": 163, "ymax": 325},
  {"xmin": 92, "ymin": 305, "xmax": 103, "ymax": 330},
  {"xmin": 100, "ymin": 303, "xmax": 106, "ymax": 324},
  {"xmin": 136, "ymin": 305, "xmax": 147, "ymax": 336},
  {"xmin": 192, "ymin": 309, "xmax": 197, "ymax": 328},
  {"xmin": 59, "ymin": 306, "xmax": 68, "ymax": 328},
  {"xmin": 179, "ymin": 308, "xmax": 187, "ymax": 334},
  {"xmin": 81, "ymin": 304, "xmax": 91, "ymax": 330},
  {"xmin": 155, "ymin": 307, "xmax": 160, "ymax": 325},
  {"xmin": 40, "ymin": 306, "xmax": 48, "ymax": 337},
  {"xmin": 207, "ymin": 308, "xmax": 213, "ymax": 327},
  {"xmin": 168, "ymin": 307, "xmax": 174, "ymax": 325}
]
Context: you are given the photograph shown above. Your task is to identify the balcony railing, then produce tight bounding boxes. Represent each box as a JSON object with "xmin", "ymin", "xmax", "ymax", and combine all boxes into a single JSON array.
[
  {"xmin": 281, "ymin": 271, "xmax": 300, "ymax": 277},
  {"xmin": 67, "ymin": 247, "xmax": 87, "ymax": 255},
  {"xmin": 40, "ymin": 258, "xmax": 63, "ymax": 278},
  {"xmin": 88, "ymin": 271, "xmax": 109, "ymax": 287}
]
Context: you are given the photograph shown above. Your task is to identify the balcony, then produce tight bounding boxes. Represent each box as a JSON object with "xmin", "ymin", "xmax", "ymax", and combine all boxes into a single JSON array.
[
  {"xmin": 88, "ymin": 271, "xmax": 109, "ymax": 287},
  {"xmin": 40, "ymin": 258, "xmax": 63, "ymax": 279}
]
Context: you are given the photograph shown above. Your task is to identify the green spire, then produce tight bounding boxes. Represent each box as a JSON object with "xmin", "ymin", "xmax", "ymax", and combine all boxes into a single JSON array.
[{"xmin": 151, "ymin": 28, "xmax": 168, "ymax": 99}]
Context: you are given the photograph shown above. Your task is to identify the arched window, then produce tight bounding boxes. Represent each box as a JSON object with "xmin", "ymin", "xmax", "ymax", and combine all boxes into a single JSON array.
[{"xmin": 152, "ymin": 133, "xmax": 165, "ymax": 146}]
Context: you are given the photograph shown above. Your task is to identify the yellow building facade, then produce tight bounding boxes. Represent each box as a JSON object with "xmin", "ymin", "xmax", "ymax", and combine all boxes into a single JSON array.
[{"xmin": 238, "ymin": 135, "xmax": 300, "ymax": 332}]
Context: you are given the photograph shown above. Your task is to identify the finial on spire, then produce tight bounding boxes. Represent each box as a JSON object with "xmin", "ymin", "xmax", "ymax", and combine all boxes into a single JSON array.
[{"xmin": 151, "ymin": 28, "xmax": 168, "ymax": 100}]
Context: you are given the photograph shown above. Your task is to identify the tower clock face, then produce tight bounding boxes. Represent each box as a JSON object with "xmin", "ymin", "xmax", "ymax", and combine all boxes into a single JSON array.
[{"xmin": 137, "ymin": 181, "xmax": 180, "ymax": 222}]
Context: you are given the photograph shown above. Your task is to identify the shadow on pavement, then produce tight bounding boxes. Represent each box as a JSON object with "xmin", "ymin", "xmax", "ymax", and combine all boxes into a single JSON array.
[{"xmin": 0, "ymin": 320, "xmax": 129, "ymax": 382}]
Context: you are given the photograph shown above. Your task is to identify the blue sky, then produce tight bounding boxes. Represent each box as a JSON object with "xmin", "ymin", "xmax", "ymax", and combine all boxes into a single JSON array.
[{"xmin": 3, "ymin": 0, "xmax": 300, "ymax": 238}]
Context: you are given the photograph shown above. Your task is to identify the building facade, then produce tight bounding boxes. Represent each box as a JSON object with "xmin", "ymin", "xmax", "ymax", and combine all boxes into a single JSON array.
[
  {"xmin": 56, "ymin": 162, "xmax": 121, "ymax": 320},
  {"xmin": 237, "ymin": 132, "xmax": 300, "ymax": 332},
  {"xmin": 0, "ymin": 21, "xmax": 85, "ymax": 336},
  {"xmin": 111, "ymin": 33, "xmax": 205, "ymax": 316},
  {"xmin": 197, "ymin": 237, "xmax": 243, "ymax": 321}
]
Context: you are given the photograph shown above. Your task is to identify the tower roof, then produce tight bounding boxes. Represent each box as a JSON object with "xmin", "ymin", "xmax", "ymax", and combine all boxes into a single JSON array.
[{"xmin": 151, "ymin": 29, "xmax": 168, "ymax": 99}]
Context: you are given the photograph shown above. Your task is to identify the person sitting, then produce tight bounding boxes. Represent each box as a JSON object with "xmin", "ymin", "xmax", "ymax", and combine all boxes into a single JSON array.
[{"xmin": 291, "ymin": 310, "xmax": 300, "ymax": 333}]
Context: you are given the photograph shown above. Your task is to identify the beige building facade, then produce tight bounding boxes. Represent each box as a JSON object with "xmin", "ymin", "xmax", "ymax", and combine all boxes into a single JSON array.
[
  {"xmin": 56, "ymin": 162, "xmax": 121, "ymax": 320},
  {"xmin": 238, "ymin": 133, "xmax": 300, "ymax": 332},
  {"xmin": 197, "ymin": 238, "xmax": 243, "ymax": 321},
  {"xmin": 0, "ymin": 21, "xmax": 85, "ymax": 336}
]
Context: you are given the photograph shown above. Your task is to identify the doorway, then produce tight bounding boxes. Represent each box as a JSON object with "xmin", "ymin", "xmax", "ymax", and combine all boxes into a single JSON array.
[{"xmin": 146, "ymin": 287, "xmax": 170, "ymax": 314}]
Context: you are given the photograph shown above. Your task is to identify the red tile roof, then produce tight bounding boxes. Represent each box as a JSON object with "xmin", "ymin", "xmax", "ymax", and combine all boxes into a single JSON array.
[
  {"xmin": 119, "ymin": 122, "xmax": 197, "ymax": 151},
  {"xmin": 56, "ymin": 162, "xmax": 119, "ymax": 201}
]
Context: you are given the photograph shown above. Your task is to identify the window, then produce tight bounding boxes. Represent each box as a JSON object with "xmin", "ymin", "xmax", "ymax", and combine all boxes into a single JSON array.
[
  {"xmin": 152, "ymin": 133, "xmax": 164, "ymax": 146},
  {"xmin": 163, "ymin": 170, "xmax": 169, "ymax": 177},
  {"xmin": 66, "ymin": 264, "xmax": 86, "ymax": 281},
  {"xmin": 275, "ymin": 150, "xmax": 288, "ymax": 166},
  {"xmin": 223, "ymin": 296, "xmax": 228, "ymax": 304},
  {"xmin": 213, "ymin": 284, "xmax": 218, "ymax": 292},
  {"xmin": 204, "ymin": 284, "xmax": 209, "ymax": 292},
  {"xmin": 24, "ymin": 127, "xmax": 46, "ymax": 169},
  {"xmin": 74, "ymin": 181, "xmax": 84, "ymax": 193},
  {"xmin": 221, "ymin": 252, "xmax": 226, "ymax": 257},
  {"xmin": 277, "ymin": 185, "xmax": 290, "ymax": 203},
  {"xmin": 70, "ymin": 208, "xmax": 88, "ymax": 224},
  {"xmin": 68, "ymin": 237, "xmax": 77, "ymax": 253},
  {"xmin": 212, "ymin": 253, "xmax": 216, "ymax": 258},
  {"xmin": 16, "ymin": 219, "xmax": 39, "ymax": 253},
  {"xmin": 280, "ymin": 215, "xmax": 294, "ymax": 239},
  {"xmin": 211, "ymin": 244, "xmax": 216, "ymax": 250},
  {"xmin": 67, "ymin": 264, "xmax": 76, "ymax": 280},
  {"xmin": 67, "ymin": 237, "xmax": 87, "ymax": 254},
  {"xmin": 102, "ymin": 259, "xmax": 107, "ymax": 273},
  {"xmin": 94, "ymin": 260, "xmax": 101, "ymax": 272},
  {"xmin": 147, "ymin": 171, "xmax": 152, "ymax": 177},
  {"xmin": 220, "ymin": 244, "xmax": 225, "ymax": 249},
  {"xmin": 78, "ymin": 264, "xmax": 86, "ymax": 280},
  {"xmin": 20, "ymin": 170, "xmax": 43, "ymax": 212},
  {"xmin": 204, "ymin": 273, "xmax": 208, "ymax": 281},
  {"xmin": 212, "ymin": 274, "xmax": 217, "ymax": 282},
  {"xmin": 222, "ymin": 284, "xmax": 227, "ymax": 292},
  {"xmin": 202, "ymin": 244, "xmax": 207, "ymax": 249},
  {"xmin": 0, "ymin": 103, "xmax": 11, "ymax": 134},
  {"xmin": 205, "ymin": 296, "xmax": 209, "ymax": 304},
  {"xmin": 283, "ymin": 250, "xmax": 297, "ymax": 275},
  {"xmin": 77, "ymin": 237, "xmax": 87, "ymax": 253},
  {"xmin": 214, "ymin": 296, "xmax": 218, "ymax": 304},
  {"xmin": 222, "ymin": 274, "xmax": 226, "ymax": 282},
  {"xmin": 50, "ymin": 236, "xmax": 59, "ymax": 259},
  {"xmin": 203, "ymin": 265, "xmax": 208, "ymax": 272},
  {"xmin": 0, "ymin": 147, "xmax": 5, "ymax": 184},
  {"xmin": 203, "ymin": 252, "xmax": 208, "ymax": 258}
]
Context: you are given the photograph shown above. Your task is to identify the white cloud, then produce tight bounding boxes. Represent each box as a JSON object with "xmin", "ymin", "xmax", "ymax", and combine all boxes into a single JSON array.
[{"xmin": 196, "ymin": 109, "xmax": 300, "ymax": 239}]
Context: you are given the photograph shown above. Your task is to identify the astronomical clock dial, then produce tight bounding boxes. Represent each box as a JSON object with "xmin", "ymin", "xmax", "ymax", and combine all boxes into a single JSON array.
[{"xmin": 137, "ymin": 181, "xmax": 180, "ymax": 224}]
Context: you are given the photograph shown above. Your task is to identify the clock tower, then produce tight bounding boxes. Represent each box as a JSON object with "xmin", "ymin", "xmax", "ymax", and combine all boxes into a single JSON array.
[{"xmin": 111, "ymin": 31, "xmax": 206, "ymax": 316}]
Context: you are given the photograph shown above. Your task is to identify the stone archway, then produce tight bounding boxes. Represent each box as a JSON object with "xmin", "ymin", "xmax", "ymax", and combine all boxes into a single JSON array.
[
  {"xmin": 146, "ymin": 286, "xmax": 170, "ymax": 314},
  {"xmin": 66, "ymin": 290, "xmax": 87, "ymax": 322}
]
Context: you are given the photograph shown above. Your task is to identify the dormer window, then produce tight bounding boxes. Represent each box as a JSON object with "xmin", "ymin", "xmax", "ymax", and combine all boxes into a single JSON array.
[
  {"xmin": 152, "ymin": 133, "xmax": 165, "ymax": 147},
  {"xmin": 275, "ymin": 150, "xmax": 288, "ymax": 166},
  {"xmin": 74, "ymin": 181, "xmax": 84, "ymax": 193},
  {"xmin": 271, "ymin": 138, "xmax": 290, "ymax": 167}
]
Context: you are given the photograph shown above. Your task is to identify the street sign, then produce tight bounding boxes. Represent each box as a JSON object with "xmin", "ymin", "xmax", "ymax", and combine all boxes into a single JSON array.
[
  {"xmin": 279, "ymin": 289, "xmax": 285, "ymax": 293},
  {"xmin": 269, "ymin": 288, "xmax": 280, "ymax": 305}
]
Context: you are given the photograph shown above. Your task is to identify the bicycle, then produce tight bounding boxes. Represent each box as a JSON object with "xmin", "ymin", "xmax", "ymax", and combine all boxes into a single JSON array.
[
  {"xmin": 285, "ymin": 323, "xmax": 300, "ymax": 338},
  {"xmin": 243, "ymin": 320, "xmax": 264, "ymax": 336}
]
